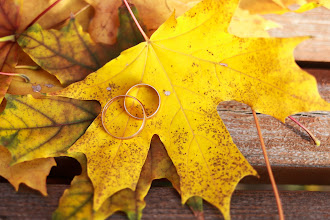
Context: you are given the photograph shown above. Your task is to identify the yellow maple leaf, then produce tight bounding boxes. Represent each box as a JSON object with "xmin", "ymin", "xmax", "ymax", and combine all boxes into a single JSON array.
[{"xmin": 53, "ymin": 0, "xmax": 330, "ymax": 218}]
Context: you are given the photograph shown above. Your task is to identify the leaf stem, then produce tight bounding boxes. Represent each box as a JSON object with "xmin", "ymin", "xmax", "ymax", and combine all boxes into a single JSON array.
[
  {"xmin": 252, "ymin": 110, "xmax": 285, "ymax": 220},
  {"xmin": 49, "ymin": 4, "xmax": 91, "ymax": 29},
  {"xmin": 15, "ymin": 65, "xmax": 39, "ymax": 70},
  {"xmin": 0, "ymin": 72, "xmax": 30, "ymax": 83},
  {"xmin": 288, "ymin": 116, "xmax": 320, "ymax": 146},
  {"xmin": 25, "ymin": 0, "xmax": 63, "ymax": 30},
  {"xmin": 0, "ymin": 35, "xmax": 15, "ymax": 42},
  {"xmin": 122, "ymin": 0, "xmax": 149, "ymax": 42}
]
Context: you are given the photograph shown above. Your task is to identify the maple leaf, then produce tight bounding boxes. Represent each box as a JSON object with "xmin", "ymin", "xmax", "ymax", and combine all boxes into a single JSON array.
[
  {"xmin": 53, "ymin": 0, "xmax": 330, "ymax": 218},
  {"xmin": 17, "ymin": 19, "xmax": 116, "ymax": 86},
  {"xmin": 53, "ymin": 136, "xmax": 202, "ymax": 220},
  {"xmin": 0, "ymin": 94, "xmax": 100, "ymax": 164},
  {"xmin": 0, "ymin": 145, "xmax": 56, "ymax": 196}
]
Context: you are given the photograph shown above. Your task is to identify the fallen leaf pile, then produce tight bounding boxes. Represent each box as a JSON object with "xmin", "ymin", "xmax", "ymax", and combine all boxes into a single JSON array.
[{"xmin": 0, "ymin": 0, "xmax": 329, "ymax": 219}]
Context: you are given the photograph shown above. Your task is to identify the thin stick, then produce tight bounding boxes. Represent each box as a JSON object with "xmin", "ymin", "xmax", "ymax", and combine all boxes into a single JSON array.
[
  {"xmin": 25, "ymin": 0, "xmax": 63, "ymax": 30},
  {"xmin": 288, "ymin": 116, "xmax": 320, "ymax": 146},
  {"xmin": 15, "ymin": 65, "xmax": 39, "ymax": 70},
  {"xmin": 122, "ymin": 0, "xmax": 149, "ymax": 42},
  {"xmin": 0, "ymin": 72, "xmax": 30, "ymax": 82},
  {"xmin": 252, "ymin": 110, "xmax": 285, "ymax": 220},
  {"xmin": 49, "ymin": 4, "xmax": 91, "ymax": 29}
]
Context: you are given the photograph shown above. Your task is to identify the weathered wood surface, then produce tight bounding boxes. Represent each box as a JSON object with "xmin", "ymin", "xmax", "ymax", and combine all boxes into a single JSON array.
[
  {"xmin": 0, "ymin": 184, "xmax": 329, "ymax": 220},
  {"xmin": 265, "ymin": 7, "xmax": 330, "ymax": 62}
]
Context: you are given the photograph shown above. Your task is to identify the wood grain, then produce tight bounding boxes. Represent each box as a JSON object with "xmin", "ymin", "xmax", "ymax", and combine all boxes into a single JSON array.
[
  {"xmin": 0, "ymin": 184, "xmax": 329, "ymax": 220},
  {"xmin": 265, "ymin": 7, "xmax": 330, "ymax": 62}
]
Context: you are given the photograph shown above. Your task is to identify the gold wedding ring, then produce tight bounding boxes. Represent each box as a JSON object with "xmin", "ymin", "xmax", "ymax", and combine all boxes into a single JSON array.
[
  {"xmin": 124, "ymin": 83, "xmax": 161, "ymax": 120},
  {"xmin": 101, "ymin": 95, "xmax": 146, "ymax": 140}
]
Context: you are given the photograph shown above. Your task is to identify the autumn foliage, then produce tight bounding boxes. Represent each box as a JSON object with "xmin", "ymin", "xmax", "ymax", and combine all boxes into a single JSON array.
[{"xmin": 0, "ymin": 0, "xmax": 329, "ymax": 219}]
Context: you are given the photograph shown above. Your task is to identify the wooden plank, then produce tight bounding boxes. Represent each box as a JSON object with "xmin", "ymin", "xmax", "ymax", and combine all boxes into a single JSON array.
[
  {"xmin": 0, "ymin": 183, "xmax": 329, "ymax": 219},
  {"xmin": 264, "ymin": 7, "xmax": 330, "ymax": 62}
]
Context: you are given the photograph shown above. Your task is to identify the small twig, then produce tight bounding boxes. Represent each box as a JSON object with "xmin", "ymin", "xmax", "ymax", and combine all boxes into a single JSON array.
[
  {"xmin": 122, "ymin": 0, "xmax": 149, "ymax": 42},
  {"xmin": 288, "ymin": 116, "xmax": 320, "ymax": 146},
  {"xmin": 49, "ymin": 4, "xmax": 91, "ymax": 29},
  {"xmin": 71, "ymin": 4, "xmax": 91, "ymax": 18},
  {"xmin": 25, "ymin": 0, "xmax": 63, "ymax": 30},
  {"xmin": 252, "ymin": 110, "xmax": 285, "ymax": 220},
  {"xmin": 0, "ymin": 72, "xmax": 30, "ymax": 83}
]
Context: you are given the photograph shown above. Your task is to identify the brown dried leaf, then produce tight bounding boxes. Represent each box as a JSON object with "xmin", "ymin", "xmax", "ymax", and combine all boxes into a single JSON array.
[{"xmin": 0, "ymin": 145, "xmax": 56, "ymax": 196}]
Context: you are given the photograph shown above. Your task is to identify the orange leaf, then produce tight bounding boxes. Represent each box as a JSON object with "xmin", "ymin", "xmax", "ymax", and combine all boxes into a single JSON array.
[
  {"xmin": 0, "ymin": 145, "xmax": 56, "ymax": 196},
  {"xmin": 6, "ymin": 47, "xmax": 63, "ymax": 97}
]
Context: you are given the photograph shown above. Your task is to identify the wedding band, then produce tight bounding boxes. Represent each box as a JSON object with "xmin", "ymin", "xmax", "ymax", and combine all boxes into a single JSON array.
[
  {"xmin": 124, "ymin": 83, "xmax": 161, "ymax": 120},
  {"xmin": 102, "ymin": 95, "xmax": 146, "ymax": 140}
]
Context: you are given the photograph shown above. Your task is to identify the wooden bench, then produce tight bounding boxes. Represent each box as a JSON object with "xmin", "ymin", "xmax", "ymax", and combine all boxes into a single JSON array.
[{"xmin": 0, "ymin": 6, "xmax": 329, "ymax": 220}]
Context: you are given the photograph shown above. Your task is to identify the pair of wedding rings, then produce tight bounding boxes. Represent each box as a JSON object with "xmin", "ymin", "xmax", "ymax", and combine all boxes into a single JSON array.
[{"xmin": 101, "ymin": 83, "xmax": 161, "ymax": 140}]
